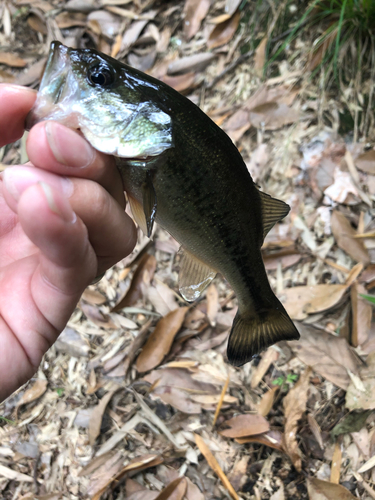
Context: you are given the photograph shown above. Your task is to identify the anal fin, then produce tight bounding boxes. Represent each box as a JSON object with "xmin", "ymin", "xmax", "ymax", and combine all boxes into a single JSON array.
[
  {"xmin": 179, "ymin": 249, "xmax": 216, "ymax": 302},
  {"xmin": 227, "ymin": 301, "xmax": 299, "ymax": 366}
]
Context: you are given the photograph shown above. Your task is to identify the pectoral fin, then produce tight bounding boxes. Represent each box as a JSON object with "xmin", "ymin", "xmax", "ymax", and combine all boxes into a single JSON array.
[
  {"xmin": 128, "ymin": 195, "xmax": 148, "ymax": 235},
  {"xmin": 142, "ymin": 171, "xmax": 157, "ymax": 238},
  {"xmin": 258, "ymin": 190, "xmax": 290, "ymax": 242},
  {"xmin": 179, "ymin": 249, "xmax": 216, "ymax": 301}
]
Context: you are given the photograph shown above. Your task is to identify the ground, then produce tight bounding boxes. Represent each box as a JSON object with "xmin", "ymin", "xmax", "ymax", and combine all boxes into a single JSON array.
[{"xmin": 1, "ymin": 1, "xmax": 375, "ymax": 499}]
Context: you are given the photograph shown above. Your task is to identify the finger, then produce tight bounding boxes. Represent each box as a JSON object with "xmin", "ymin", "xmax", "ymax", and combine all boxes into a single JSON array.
[
  {"xmin": 2, "ymin": 165, "xmax": 137, "ymax": 273},
  {"xmin": 0, "ymin": 84, "xmax": 36, "ymax": 147},
  {"xmin": 17, "ymin": 182, "xmax": 97, "ymax": 327},
  {"xmin": 26, "ymin": 121, "xmax": 125, "ymax": 207}
]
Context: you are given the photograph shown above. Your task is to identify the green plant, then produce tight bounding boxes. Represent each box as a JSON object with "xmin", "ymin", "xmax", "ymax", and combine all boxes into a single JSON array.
[{"xmin": 272, "ymin": 372, "xmax": 298, "ymax": 391}]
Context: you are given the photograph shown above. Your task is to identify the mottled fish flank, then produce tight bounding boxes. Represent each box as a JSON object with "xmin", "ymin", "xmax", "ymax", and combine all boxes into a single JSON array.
[{"xmin": 27, "ymin": 41, "xmax": 300, "ymax": 366}]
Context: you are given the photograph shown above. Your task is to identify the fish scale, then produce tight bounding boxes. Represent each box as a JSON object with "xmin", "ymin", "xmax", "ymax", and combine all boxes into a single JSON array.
[{"xmin": 27, "ymin": 41, "xmax": 300, "ymax": 366}]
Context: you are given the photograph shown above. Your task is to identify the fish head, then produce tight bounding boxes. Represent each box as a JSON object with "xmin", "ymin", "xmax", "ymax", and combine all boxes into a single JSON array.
[{"xmin": 26, "ymin": 41, "xmax": 173, "ymax": 158}]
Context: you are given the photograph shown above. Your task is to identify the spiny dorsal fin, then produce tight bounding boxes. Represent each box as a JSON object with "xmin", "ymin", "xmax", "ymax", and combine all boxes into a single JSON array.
[
  {"xmin": 258, "ymin": 190, "xmax": 290, "ymax": 241},
  {"xmin": 179, "ymin": 248, "xmax": 217, "ymax": 302}
]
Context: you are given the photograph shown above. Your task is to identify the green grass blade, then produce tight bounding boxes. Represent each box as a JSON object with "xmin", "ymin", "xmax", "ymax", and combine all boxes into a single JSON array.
[{"xmin": 359, "ymin": 293, "xmax": 375, "ymax": 305}]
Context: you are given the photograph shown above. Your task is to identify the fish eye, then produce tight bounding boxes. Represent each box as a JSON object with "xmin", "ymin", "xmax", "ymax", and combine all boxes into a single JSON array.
[{"xmin": 87, "ymin": 64, "xmax": 114, "ymax": 87}]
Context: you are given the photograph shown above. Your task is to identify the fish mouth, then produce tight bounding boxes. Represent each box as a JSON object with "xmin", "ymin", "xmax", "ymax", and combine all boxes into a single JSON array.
[{"xmin": 25, "ymin": 41, "xmax": 73, "ymax": 130}]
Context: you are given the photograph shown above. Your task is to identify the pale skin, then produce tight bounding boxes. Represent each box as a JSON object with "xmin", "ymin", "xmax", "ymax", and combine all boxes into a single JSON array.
[{"xmin": 0, "ymin": 84, "xmax": 137, "ymax": 403}]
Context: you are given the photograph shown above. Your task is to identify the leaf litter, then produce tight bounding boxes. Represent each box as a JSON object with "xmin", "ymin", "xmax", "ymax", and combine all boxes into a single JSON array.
[{"xmin": 1, "ymin": 1, "xmax": 375, "ymax": 499}]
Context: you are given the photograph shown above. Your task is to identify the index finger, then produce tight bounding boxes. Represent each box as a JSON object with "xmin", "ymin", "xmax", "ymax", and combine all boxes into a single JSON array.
[{"xmin": 0, "ymin": 84, "xmax": 36, "ymax": 147}]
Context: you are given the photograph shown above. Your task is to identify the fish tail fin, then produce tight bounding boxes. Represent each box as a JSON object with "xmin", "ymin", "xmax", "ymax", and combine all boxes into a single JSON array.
[{"xmin": 227, "ymin": 302, "xmax": 299, "ymax": 367}]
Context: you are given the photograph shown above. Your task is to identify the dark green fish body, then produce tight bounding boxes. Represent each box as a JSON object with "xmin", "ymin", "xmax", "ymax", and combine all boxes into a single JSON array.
[{"xmin": 27, "ymin": 42, "xmax": 299, "ymax": 365}]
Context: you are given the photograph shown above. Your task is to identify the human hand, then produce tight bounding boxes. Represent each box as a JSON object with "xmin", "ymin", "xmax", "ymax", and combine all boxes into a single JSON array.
[{"xmin": 0, "ymin": 84, "xmax": 136, "ymax": 402}]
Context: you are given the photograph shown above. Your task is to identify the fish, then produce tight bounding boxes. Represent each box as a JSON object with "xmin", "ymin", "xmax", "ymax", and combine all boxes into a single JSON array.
[{"xmin": 26, "ymin": 41, "xmax": 299, "ymax": 366}]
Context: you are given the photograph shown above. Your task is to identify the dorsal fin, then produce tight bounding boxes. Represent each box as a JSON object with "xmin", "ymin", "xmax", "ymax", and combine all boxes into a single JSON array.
[
  {"xmin": 179, "ymin": 248, "xmax": 217, "ymax": 302},
  {"xmin": 258, "ymin": 190, "xmax": 290, "ymax": 241}
]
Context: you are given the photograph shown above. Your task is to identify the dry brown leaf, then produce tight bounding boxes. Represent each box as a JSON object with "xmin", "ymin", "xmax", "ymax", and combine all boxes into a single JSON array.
[
  {"xmin": 154, "ymin": 477, "xmax": 187, "ymax": 500},
  {"xmin": 270, "ymin": 485, "xmax": 285, "ymax": 500},
  {"xmin": 306, "ymin": 477, "xmax": 359, "ymax": 499},
  {"xmin": 235, "ymin": 429, "xmax": 284, "ymax": 451},
  {"xmin": 249, "ymin": 102, "xmax": 299, "ymax": 130},
  {"xmin": 136, "ymin": 307, "xmax": 188, "ymax": 372},
  {"xmin": 307, "ymin": 414, "xmax": 324, "ymax": 450},
  {"xmin": 88, "ymin": 389, "xmax": 117, "ymax": 446},
  {"xmin": 81, "ymin": 288, "xmax": 107, "ymax": 305},
  {"xmin": 356, "ymin": 149, "xmax": 375, "ymax": 174},
  {"xmin": 112, "ymin": 254, "xmax": 157, "ymax": 311},
  {"xmin": 0, "ymin": 52, "xmax": 26, "ymax": 67},
  {"xmin": 168, "ymin": 53, "xmax": 216, "ymax": 75},
  {"xmin": 330, "ymin": 441, "xmax": 342, "ymax": 484},
  {"xmin": 207, "ymin": 10, "xmax": 241, "ymax": 49},
  {"xmin": 152, "ymin": 386, "xmax": 201, "ymax": 414},
  {"xmin": 225, "ymin": 0, "xmax": 242, "ymax": 16},
  {"xmin": 346, "ymin": 352, "xmax": 375, "ymax": 410},
  {"xmin": 289, "ymin": 323, "xmax": 359, "ymax": 390},
  {"xmin": 331, "ymin": 211, "xmax": 370, "ymax": 265},
  {"xmin": 212, "ymin": 374, "xmax": 230, "ymax": 426},
  {"xmin": 162, "ymin": 72, "xmax": 196, "ymax": 92},
  {"xmin": 17, "ymin": 379, "xmax": 47, "ymax": 407},
  {"xmin": 195, "ymin": 434, "xmax": 239, "ymax": 500},
  {"xmin": 254, "ymin": 37, "xmax": 267, "ymax": 76},
  {"xmin": 0, "ymin": 464, "xmax": 33, "ymax": 483},
  {"xmin": 183, "ymin": 0, "xmax": 210, "ymax": 40},
  {"xmin": 15, "ymin": 57, "xmax": 47, "ymax": 86},
  {"xmin": 220, "ymin": 414, "xmax": 269, "ymax": 438},
  {"xmin": 257, "ymin": 386, "xmax": 279, "ymax": 417},
  {"xmin": 307, "ymin": 29, "xmax": 337, "ymax": 71},
  {"xmin": 351, "ymin": 282, "xmax": 372, "ymax": 347},
  {"xmin": 80, "ymin": 302, "xmax": 117, "ymax": 329},
  {"xmin": 206, "ymin": 283, "xmax": 219, "ymax": 326},
  {"xmin": 283, "ymin": 367, "xmax": 311, "ymax": 471},
  {"xmin": 251, "ymin": 347, "xmax": 279, "ymax": 388},
  {"xmin": 87, "ymin": 451, "xmax": 124, "ymax": 499}
]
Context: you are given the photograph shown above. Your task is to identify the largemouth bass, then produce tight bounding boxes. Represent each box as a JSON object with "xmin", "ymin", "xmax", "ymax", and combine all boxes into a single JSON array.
[{"xmin": 27, "ymin": 41, "xmax": 299, "ymax": 366}]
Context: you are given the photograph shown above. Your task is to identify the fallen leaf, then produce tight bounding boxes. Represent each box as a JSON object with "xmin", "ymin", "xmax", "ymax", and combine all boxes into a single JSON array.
[
  {"xmin": 331, "ymin": 410, "xmax": 372, "ymax": 439},
  {"xmin": 136, "ymin": 307, "xmax": 188, "ymax": 372},
  {"xmin": 249, "ymin": 102, "xmax": 299, "ymax": 130},
  {"xmin": 162, "ymin": 72, "xmax": 196, "ymax": 92},
  {"xmin": 251, "ymin": 347, "xmax": 279, "ymax": 388},
  {"xmin": 257, "ymin": 387, "xmax": 279, "ymax": 417},
  {"xmin": 81, "ymin": 288, "xmax": 107, "ymax": 305},
  {"xmin": 112, "ymin": 254, "xmax": 157, "ymax": 311},
  {"xmin": 283, "ymin": 367, "xmax": 311, "ymax": 471},
  {"xmin": 324, "ymin": 167, "xmax": 359, "ymax": 204},
  {"xmin": 195, "ymin": 434, "xmax": 239, "ymax": 500},
  {"xmin": 154, "ymin": 477, "xmax": 187, "ymax": 500},
  {"xmin": 331, "ymin": 211, "xmax": 370, "ymax": 265},
  {"xmin": 152, "ymin": 386, "xmax": 201, "ymax": 414},
  {"xmin": 235, "ymin": 429, "xmax": 284, "ymax": 451},
  {"xmin": 356, "ymin": 149, "xmax": 375, "ymax": 174},
  {"xmin": 270, "ymin": 484, "xmax": 285, "ymax": 500},
  {"xmin": 206, "ymin": 283, "xmax": 219, "ymax": 326},
  {"xmin": 168, "ymin": 53, "xmax": 216, "ymax": 75},
  {"xmin": 330, "ymin": 441, "xmax": 342, "ymax": 484},
  {"xmin": 80, "ymin": 302, "xmax": 117, "ymax": 329},
  {"xmin": 289, "ymin": 323, "xmax": 359, "ymax": 390},
  {"xmin": 207, "ymin": 10, "xmax": 241, "ymax": 49},
  {"xmin": 225, "ymin": 0, "xmax": 242, "ymax": 17},
  {"xmin": 212, "ymin": 375, "xmax": 230, "ymax": 426},
  {"xmin": 88, "ymin": 389, "xmax": 117, "ymax": 446},
  {"xmin": 183, "ymin": 0, "xmax": 210, "ymax": 40},
  {"xmin": 17, "ymin": 379, "xmax": 47, "ymax": 407},
  {"xmin": 254, "ymin": 37, "xmax": 267, "ymax": 76},
  {"xmin": 351, "ymin": 282, "xmax": 372, "ymax": 347},
  {"xmin": 87, "ymin": 452, "xmax": 124, "ymax": 499},
  {"xmin": 346, "ymin": 352, "xmax": 375, "ymax": 410},
  {"xmin": 306, "ymin": 477, "xmax": 359, "ymax": 499},
  {"xmin": 220, "ymin": 414, "xmax": 269, "ymax": 438},
  {"xmin": 0, "ymin": 52, "xmax": 26, "ymax": 67},
  {"xmin": 0, "ymin": 464, "xmax": 33, "ymax": 483}
]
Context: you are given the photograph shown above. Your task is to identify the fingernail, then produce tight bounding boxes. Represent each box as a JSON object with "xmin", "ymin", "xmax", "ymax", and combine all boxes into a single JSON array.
[
  {"xmin": 39, "ymin": 182, "xmax": 76, "ymax": 223},
  {"xmin": 45, "ymin": 121, "xmax": 95, "ymax": 168},
  {"xmin": 3, "ymin": 166, "xmax": 73, "ymax": 202}
]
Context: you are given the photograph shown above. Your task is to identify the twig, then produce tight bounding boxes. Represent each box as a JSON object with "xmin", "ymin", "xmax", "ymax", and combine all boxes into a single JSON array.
[{"xmin": 212, "ymin": 374, "xmax": 230, "ymax": 427}]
